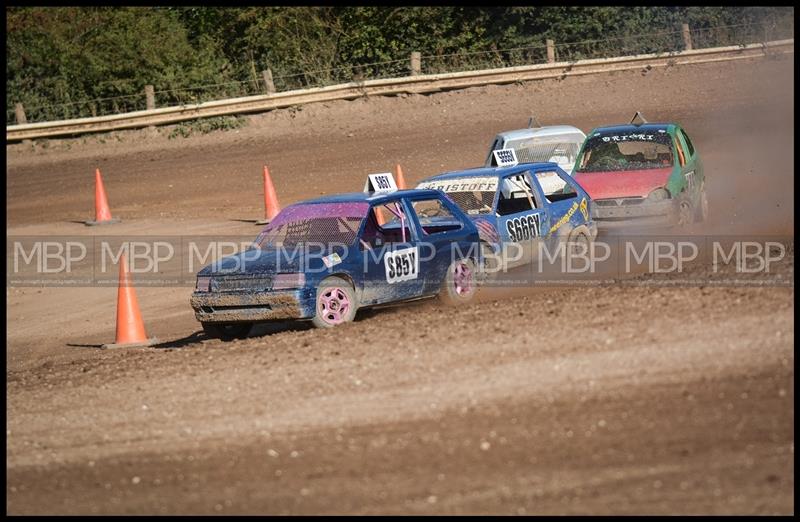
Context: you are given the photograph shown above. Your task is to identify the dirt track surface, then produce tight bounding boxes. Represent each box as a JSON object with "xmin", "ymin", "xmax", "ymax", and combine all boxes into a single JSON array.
[{"xmin": 6, "ymin": 55, "xmax": 795, "ymax": 514}]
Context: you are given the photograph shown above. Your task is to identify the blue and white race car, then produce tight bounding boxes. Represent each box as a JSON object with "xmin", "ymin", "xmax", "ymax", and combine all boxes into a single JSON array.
[
  {"xmin": 417, "ymin": 157, "xmax": 597, "ymax": 269},
  {"xmin": 191, "ymin": 180, "xmax": 482, "ymax": 338}
]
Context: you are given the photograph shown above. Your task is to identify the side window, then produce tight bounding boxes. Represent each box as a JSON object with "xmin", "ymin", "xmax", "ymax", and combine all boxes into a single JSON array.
[
  {"xmin": 533, "ymin": 170, "xmax": 577, "ymax": 203},
  {"xmin": 496, "ymin": 174, "xmax": 536, "ymax": 216},
  {"xmin": 674, "ymin": 135, "xmax": 686, "ymax": 167},
  {"xmin": 410, "ymin": 198, "xmax": 463, "ymax": 235},
  {"xmin": 362, "ymin": 201, "xmax": 413, "ymax": 248},
  {"xmin": 679, "ymin": 128, "xmax": 695, "ymax": 157}
]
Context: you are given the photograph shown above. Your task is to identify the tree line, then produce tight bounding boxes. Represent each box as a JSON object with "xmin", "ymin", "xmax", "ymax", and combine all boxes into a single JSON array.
[{"xmin": 6, "ymin": 6, "xmax": 793, "ymax": 123}]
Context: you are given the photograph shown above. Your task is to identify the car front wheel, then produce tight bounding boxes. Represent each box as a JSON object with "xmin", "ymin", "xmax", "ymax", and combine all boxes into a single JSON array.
[
  {"xmin": 695, "ymin": 182, "xmax": 709, "ymax": 222},
  {"xmin": 566, "ymin": 226, "xmax": 592, "ymax": 258},
  {"xmin": 439, "ymin": 258, "xmax": 477, "ymax": 305},
  {"xmin": 676, "ymin": 196, "xmax": 694, "ymax": 227},
  {"xmin": 312, "ymin": 276, "xmax": 358, "ymax": 328}
]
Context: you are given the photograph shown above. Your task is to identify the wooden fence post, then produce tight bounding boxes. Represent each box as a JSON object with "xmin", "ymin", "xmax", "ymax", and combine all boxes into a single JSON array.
[
  {"xmin": 15, "ymin": 103, "xmax": 27, "ymax": 124},
  {"xmin": 262, "ymin": 69, "xmax": 276, "ymax": 94},
  {"xmin": 682, "ymin": 23, "xmax": 693, "ymax": 50},
  {"xmin": 546, "ymin": 39, "xmax": 556, "ymax": 63},
  {"xmin": 410, "ymin": 52, "xmax": 421, "ymax": 76},
  {"xmin": 144, "ymin": 85, "xmax": 155, "ymax": 131},
  {"xmin": 15, "ymin": 102, "xmax": 32, "ymax": 144},
  {"xmin": 145, "ymin": 85, "xmax": 155, "ymax": 110}
]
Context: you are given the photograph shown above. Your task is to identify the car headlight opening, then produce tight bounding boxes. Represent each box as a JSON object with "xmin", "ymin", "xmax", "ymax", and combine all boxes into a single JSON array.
[
  {"xmin": 647, "ymin": 188, "xmax": 670, "ymax": 201},
  {"xmin": 196, "ymin": 276, "xmax": 211, "ymax": 292}
]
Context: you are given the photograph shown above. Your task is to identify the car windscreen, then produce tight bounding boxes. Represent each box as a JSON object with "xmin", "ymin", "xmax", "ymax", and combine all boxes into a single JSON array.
[
  {"xmin": 416, "ymin": 176, "xmax": 498, "ymax": 216},
  {"xmin": 254, "ymin": 202, "xmax": 369, "ymax": 248},
  {"xmin": 503, "ymin": 138, "xmax": 582, "ymax": 166},
  {"xmin": 576, "ymin": 131, "xmax": 674, "ymax": 172}
]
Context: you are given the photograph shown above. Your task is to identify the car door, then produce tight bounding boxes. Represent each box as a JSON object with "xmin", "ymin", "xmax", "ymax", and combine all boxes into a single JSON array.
[
  {"xmin": 359, "ymin": 197, "xmax": 425, "ymax": 305},
  {"xmin": 530, "ymin": 166, "xmax": 589, "ymax": 236},
  {"xmin": 495, "ymin": 171, "xmax": 548, "ymax": 268},
  {"xmin": 406, "ymin": 194, "xmax": 472, "ymax": 295}
]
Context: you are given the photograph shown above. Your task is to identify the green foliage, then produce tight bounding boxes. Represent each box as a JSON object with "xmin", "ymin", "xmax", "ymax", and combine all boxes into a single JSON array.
[
  {"xmin": 6, "ymin": 7, "xmax": 226, "ymax": 122},
  {"xmin": 167, "ymin": 115, "xmax": 247, "ymax": 139},
  {"xmin": 6, "ymin": 6, "xmax": 794, "ymax": 124}
]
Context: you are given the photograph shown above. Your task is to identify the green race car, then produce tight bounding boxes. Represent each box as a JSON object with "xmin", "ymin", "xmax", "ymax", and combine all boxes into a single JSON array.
[{"xmin": 572, "ymin": 113, "xmax": 708, "ymax": 231}]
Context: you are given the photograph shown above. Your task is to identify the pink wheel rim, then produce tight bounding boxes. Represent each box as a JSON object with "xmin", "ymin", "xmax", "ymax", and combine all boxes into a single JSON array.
[
  {"xmin": 453, "ymin": 262, "xmax": 473, "ymax": 296},
  {"xmin": 318, "ymin": 287, "xmax": 351, "ymax": 325}
]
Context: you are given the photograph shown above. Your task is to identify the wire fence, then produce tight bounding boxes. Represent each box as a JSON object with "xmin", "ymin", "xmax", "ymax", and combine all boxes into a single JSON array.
[
  {"xmin": 7, "ymin": 18, "xmax": 794, "ymax": 126},
  {"xmin": 8, "ymin": 92, "xmax": 149, "ymax": 124}
]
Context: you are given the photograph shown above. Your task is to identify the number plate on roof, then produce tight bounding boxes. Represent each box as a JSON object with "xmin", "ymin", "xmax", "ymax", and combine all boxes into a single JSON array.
[
  {"xmin": 493, "ymin": 148, "xmax": 518, "ymax": 167},
  {"xmin": 364, "ymin": 172, "xmax": 398, "ymax": 193}
]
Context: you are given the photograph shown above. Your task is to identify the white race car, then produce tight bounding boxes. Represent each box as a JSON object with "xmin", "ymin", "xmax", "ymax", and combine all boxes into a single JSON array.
[{"xmin": 485, "ymin": 120, "xmax": 586, "ymax": 195}]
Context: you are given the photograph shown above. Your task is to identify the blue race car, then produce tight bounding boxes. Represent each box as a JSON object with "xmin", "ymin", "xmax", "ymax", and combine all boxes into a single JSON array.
[
  {"xmin": 417, "ymin": 161, "xmax": 597, "ymax": 269},
  {"xmin": 190, "ymin": 188, "xmax": 481, "ymax": 339}
]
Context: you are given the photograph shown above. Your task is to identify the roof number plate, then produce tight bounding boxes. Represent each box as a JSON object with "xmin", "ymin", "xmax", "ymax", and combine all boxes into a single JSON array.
[
  {"xmin": 364, "ymin": 172, "xmax": 398, "ymax": 193},
  {"xmin": 493, "ymin": 148, "xmax": 518, "ymax": 167}
]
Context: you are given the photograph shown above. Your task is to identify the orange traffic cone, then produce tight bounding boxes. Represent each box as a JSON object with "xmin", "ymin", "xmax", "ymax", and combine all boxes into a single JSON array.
[
  {"xmin": 85, "ymin": 168, "xmax": 121, "ymax": 226},
  {"xmin": 394, "ymin": 164, "xmax": 408, "ymax": 189},
  {"xmin": 101, "ymin": 256, "xmax": 157, "ymax": 349},
  {"xmin": 256, "ymin": 166, "xmax": 281, "ymax": 225},
  {"xmin": 375, "ymin": 206, "xmax": 386, "ymax": 226}
]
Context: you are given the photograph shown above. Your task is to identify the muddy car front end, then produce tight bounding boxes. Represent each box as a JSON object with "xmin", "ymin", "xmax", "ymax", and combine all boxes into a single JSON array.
[
  {"xmin": 190, "ymin": 273, "xmax": 316, "ymax": 323},
  {"xmin": 591, "ymin": 189, "xmax": 680, "ymax": 230}
]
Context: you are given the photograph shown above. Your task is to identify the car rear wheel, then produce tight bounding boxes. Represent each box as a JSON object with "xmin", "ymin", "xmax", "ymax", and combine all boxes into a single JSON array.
[
  {"xmin": 312, "ymin": 276, "xmax": 358, "ymax": 328},
  {"xmin": 202, "ymin": 322, "xmax": 253, "ymax": 341},
  {"xmin": 439, "ymin": 258, "xmax": 477, "ymax": 305}
]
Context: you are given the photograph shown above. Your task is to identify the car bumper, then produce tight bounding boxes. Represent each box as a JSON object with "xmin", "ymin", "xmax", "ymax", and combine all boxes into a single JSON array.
[
  {"xmin": 190, "ymin": 288, "xmax": 315, "ymax": 323},
  {"xmin": 592, "ymin": 199, "xmax": 677, "ymax": 230}
]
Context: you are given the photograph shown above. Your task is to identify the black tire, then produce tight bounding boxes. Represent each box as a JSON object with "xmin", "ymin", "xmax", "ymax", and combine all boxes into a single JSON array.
[
  {"xmin": 477, "ymin": 241, "xmax": 498, "ymax": 282},
  {"xmin": 566, "ymin": 226, "xmax": 592, "ymax": 258},
  {"xmin": 202, "ymin": 322, "xmax": 253, "ymax": 341},
  {"xmin": 676, "ymin": 194, "xmax": 694, "ymax": 227},
  {"xmin": 439, "ymin": 258, "xmax": 477, "ymax": 305},
  {"xmin": 694, "ymin": 183, "xmax": 709, "ymax": 223},
  {"xmin": 312, "ymin": 276, "xmax": 358, "ymax": 328}
]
